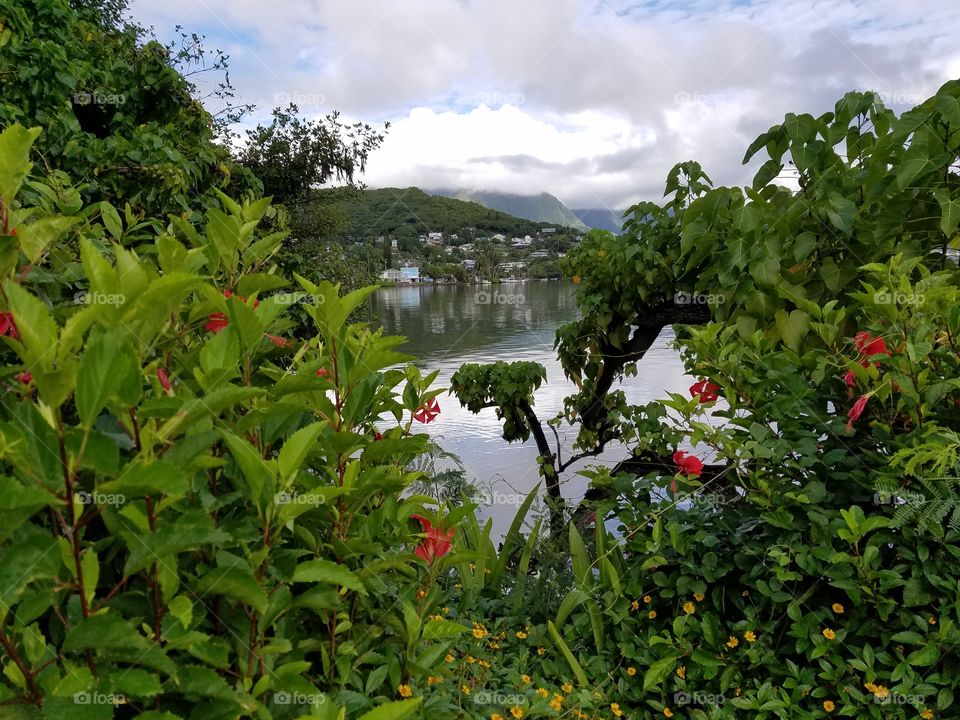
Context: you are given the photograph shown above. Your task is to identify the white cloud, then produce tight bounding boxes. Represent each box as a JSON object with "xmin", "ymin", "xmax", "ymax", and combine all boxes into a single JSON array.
[{"xmin": 129, "ymin": 0, "xmax": 960, "ymax": 209}]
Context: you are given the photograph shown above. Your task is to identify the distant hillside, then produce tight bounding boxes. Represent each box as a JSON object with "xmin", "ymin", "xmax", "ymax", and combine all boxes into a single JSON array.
[
  {"xmin": 573, "ymin": 208, "xmax": 624, "ymax": 234},
  {"xmin": 438, "ymin": 190, "xmax": 589, "ymax": 231},
  {"xmin": 327, "ymin": 187, "xmax": 561, "ymax": 238}
]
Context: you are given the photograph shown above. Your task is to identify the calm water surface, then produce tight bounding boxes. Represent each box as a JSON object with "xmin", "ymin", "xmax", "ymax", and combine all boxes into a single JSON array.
[{"xmin": 369, "ymin": 281, "xmax": 693, "ymax": 539}]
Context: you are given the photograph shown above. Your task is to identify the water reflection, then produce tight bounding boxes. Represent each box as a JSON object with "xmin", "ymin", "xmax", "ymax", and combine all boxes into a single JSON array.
[{"xmin": 369, "ymin": 280, "xmax": 692, "ymax": 540}]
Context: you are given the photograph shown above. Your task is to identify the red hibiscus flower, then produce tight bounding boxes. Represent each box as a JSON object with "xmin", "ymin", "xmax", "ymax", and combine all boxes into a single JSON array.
[
  {"xmin": 374, "ymin": 431, "xmax": 384, "ymax": 441},
  {"xmin": 157, "ymin": 368, "xmax": 172, "ymax": 392},
  {"xmin": 315, "ymin": 367, "xmax": 330, "ymax": 378},
  {"xmin": 673, "ymin": 450, "xmax": 704, "ymax": 477},
  {"xmin": 843, "ymin": 369, "xmax": 856, "ymax": 387},
  {"xmin": 410, "ymin": 514, "xmax": 454, "ymax": 563},
  {"xmin": 204, "ymin": 312, "xmax": 228, "ymax": 333},
  {"xmin": 0, "ymin": 311, "xmax": 20, "ymax": 340},
  {"xmin": 414, "ymin": 398, "xmax": 441, "ymax": 424},
  {"xmin": 689, "ymin": 379, "xmax": 720, "ymax": 403},
  {"xmin": 16, "ymin": 371, "xmax": 32, "ymax": 385},
  {"xmin": 846, "ymin": 394, "xmax": 870, "ymax": 431},
  {"xmin": 854, "ymin": 331, "xmax": 890, "ymax": 357}
]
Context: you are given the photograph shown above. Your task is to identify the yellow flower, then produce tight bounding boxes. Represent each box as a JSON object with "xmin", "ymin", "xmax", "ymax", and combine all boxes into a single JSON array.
[
  {"xmin": 468, "ymin": 562, "xmax": 476, "ymax": 570},
  {"xmin": 537, "ymin": 647, "xmax": 546, "ymax": 656},
  {"xmin": 643, "ymin": 595, "xmax": 652, "ymax": 603},
  {"xmin": 444, "ymin": 654, "xmax": 455, "ymax": 663},
  {"xmin": 864, "ymin": 682, "xmax": 878, "ymax": 694},
  {"xmin": 676, "ymin": 666, "xmax": 686, "ymax": 679},
  {"xmin": 572, "ymin": 275, "xmax": 581, "ymax": 285},
  {"xmin": 823, "ymin": 700, "xmax": 835, "ymax": 712},
  {"xmin": 922, "ymin": 709, "xmax": 934, "ymax": 719},
  {"xmin": 537, "ymin": 688, "xmax": 549, "ymax": 698},
  {"xmin": 744, "ymin": 630, "xmax": 756, "ymax": 643},
  {"xmin": 427, "ymin": 676, "xmax": 442, "ymax": 686},
  {"xmin": 664, "ymin": 710, "xmax": 674, "ymax": 718},
  {"xmin": 611, "ymin": 703, "xmax": 624, "ymax": 718},
  {"xmin": 466, "ymin": 655, "xmax": 476, "ymax": 664},
  {"xmin": 598, "ymin": 249, "xmax": 606, "ymax": 257},
  {"xmin": 550, "ymin": 696, "xmax": 562, "ymax": 710},
  {"xmin": 479, "ymin": 659, "xmax": 491, "ymax": 668},
  {"xmin": 832, "ymin": 603, "xmax": 844, "ymax": 614},
  {"xmin": 726, "ymin": 636, "xmax": 739, "ymax": 648},
  {"xmin": 822, "ymin": 628, "xmax": 836, "ymax": 640},
  {"xmin": 492, "ymin": 715, "xmax": 505, "ymax": 720},
  {"xmin": 929, "ymin": 616, "xmax": 937, "ymax": 625},
  {"xmin": 562, "ymin": 682, "xmax": 573, "ymax": 693},
  {"xmin": 510, "ymin": 707, "xmax": 524, "ymax": 719},
  {"xmin": 520, "ymin": 674, "xmax": 532, "ymax": 684},
  {"xmin": 472, "ymin": 623, "xmax": 489, "ymax": 639},
  {"xmin": 873, "ymin": 686, "xmax": 890, "ymax": 700},
  {"xmin": 626, "ymin": 667, "xmax": 637, "ymax": 676},
  {"xmin": 398, "ymin": 684, "xmax": 412, "ymax": 698},
  {"xmin": 693, "ymin": 592, "xmax": 705, "ymax": 602},
  {"xmin": 442, "ymin": 606, "xmax": 449, "ymax": 614},
  {"xmin": 630, "ymin": 600, "xmax": 640, "ymax": 611},
  {"xmin": 516, "ymin": 631, "xmax": 527, "ymax": 639},
  {"xmin": 648, "ymin": 610, "xmax": 657, "ymax": 619},
  {"xmin": 683, "ymin": 601, "xmax": 696, "ymax": 615},
  {"xmin": 461, "ymin": 684, "xmax": 471, "ymax": 695}
]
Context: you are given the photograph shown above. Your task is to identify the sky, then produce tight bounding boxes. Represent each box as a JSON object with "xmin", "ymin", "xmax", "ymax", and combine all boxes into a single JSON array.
[{"xmin": 129, "ymin": 0, "xmax": 960, "ymax": 214}]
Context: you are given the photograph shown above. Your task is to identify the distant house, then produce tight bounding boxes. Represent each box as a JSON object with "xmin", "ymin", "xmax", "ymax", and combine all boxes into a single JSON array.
[
  {"xmin": 529, "ymin": 250, "xmax": 550, "ymax": 258},
  {"xmin": 459, "ymin": 243, "xmax": 474, "ymax": 252},
  {"xmin": 542, "ymin": 227, "xmax": 556, "ymax": 233},
  {"xmin": 380, "ymin": 268, "xmax": 403, "ymax": 282},
  {"xmin": 426, "ymin": 232, "xmax": 443, "ymax": 245},
  {"xmin": 490, "ymin": 233, "xmax": 506, "ymax": 242},
  {"xmin": 400, "ymin": 266, "xmax": 421, "ymax": 282},
  {"xmin": 512, "ymin": 236, "xmax": 533, "ymax": 247},
  {"xmin": 461, "ymin": 259, "xmax": 476, "ymax": 270},
  {"xmin": 390, "ymin": 238, "xmax": 398, "ymax": 249}
]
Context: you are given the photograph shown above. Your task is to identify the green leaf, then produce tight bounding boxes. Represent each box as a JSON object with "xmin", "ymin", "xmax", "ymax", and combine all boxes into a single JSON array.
[
  {"xmin": 356, "ymin": 698, "xmax": 422, "ymax": 720},
  {"xmin": 195, "ymin": 567, "xmax": 268, "ymax": 614},
  {"xmin": 643, "ymin": 655, "xmax": 677, "ymax": 691},
  {"xmin": 81, "ymin": 549, "xmax": 98, "ymax": 608},
  {"xmin": 99, "ymin": 201, "xmax": 123, "ymax": 240},
  {"xmin": 64, "ymin": 613, "xmax": 150, "ymax": 652},
  {"xmin": 4, "ymin": 280, "xmax": 58, "ymax": 371},
  {"xmin": 292, "ymin": 559, "xmax": 365, "ymax": 593},
  {"xmin": 934, "ymin": 189, "xmax": 960, "ymax": 238},
  {"xmin": 17, "ymin": 216, "xmax": 80, "ymax": 263},
  {"xmin": 0, "ymin": 124, "xmax": 41, "ymax": 203},
  {"xmin": 547, "ymin": 620, "xmax": 588, "ymax": 687},
  {"xmin": 76, "ymin": 330, "xmax": 136, "ymax": 427},
  {"xmin": 775, "ymin": 309, "xmax": 810, "ymax": 351},
  {"xmin": 278, "ymin": 422, "xmax": 325, "ymax": 483},
  {"xmin": 421, "ymin": 618, "xmax": 467, "ymax": 640}
]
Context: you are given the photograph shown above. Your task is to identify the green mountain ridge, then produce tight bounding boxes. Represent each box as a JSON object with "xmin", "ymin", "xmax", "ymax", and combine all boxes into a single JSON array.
[
  {"xmin": 436, "ymin": 189, "xmax": 589, "ymax": 231},
  {"xmin": 326, "ymin": 187, "xmax": 574, "ymax": 238}
]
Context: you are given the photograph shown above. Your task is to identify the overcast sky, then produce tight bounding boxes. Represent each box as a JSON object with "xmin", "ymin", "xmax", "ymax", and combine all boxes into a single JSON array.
[{"xmin": 129, "ymin": 0, "xmax": 960, "ymax": 213}]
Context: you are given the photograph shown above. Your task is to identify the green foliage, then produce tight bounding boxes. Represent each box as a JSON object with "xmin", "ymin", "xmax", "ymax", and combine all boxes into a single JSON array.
[{"xmin": 0, "ymin": 124, "xmax": 459, "ymax": 718}]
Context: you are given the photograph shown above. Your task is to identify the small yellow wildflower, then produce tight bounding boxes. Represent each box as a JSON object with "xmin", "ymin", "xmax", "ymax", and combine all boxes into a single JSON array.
[
  {"xmin": 520, "ymin": 674, "xmax": 532, "ymax": 684},
  {"xmin": 823, "ymin": 700, "xmax": 835, "ymax": 712},
  {"xmin": 676, "ymin": 666, "xmax": 686, "ymax": 679},
  {"xmin": 664, "ymin": 709, "xmax": 674, "ymax": 718},
  {"xmin": 516, "ymin": 630, "xmax": 527, "ymax": 639},
  {"xmin": 630, "ymin": 599, "xmax": 640, "ymax": 611},
  {"xmin": 922, "ymin": 709, "xmax": 934, "ymax": 719},
  {"xmin": 648, "ymin": 610, "xmax": 657, "ymax": 619},
  {"xmin": 510, "ymin": 707, "xmax": 523, "ymax": 719},
  {"xmin": 466, "ymin": 655, "xmax": 476, "ymax": 664},
  {"xmin": 744, "ymin": 630, "xmax": 756, "ymax": 643},
  {"xmin": 416, "ymin": 590, "xmax": 426, "ymax": 599},
  {"xmin": 550, "ymin": 696, "xmax": 562, "ymax": 710},
  {"xmin": 461, "ymin": 684, "xmax": 471, "ymax": 695},
  {"xmin": 929, "ymin": 616, "xmax": 937, "ymax": 625},
  {"xmin": 598, "ymin": 249, "xmax": 606, "ymax": 257},
  {"xmin": 822, "ymin": 628, "xmax": 836, "ymax": 640},
  {"xmin": 537, "ymin": 646, "xmax": 546, "ymax": 656},
  {"xmin": 627, "ymin": 667, "xmax": 637, "ymax": 676},
  {"xmin": 562, "ymin": 682, "xmax": 573, "ymax": 693},
  {"xmin": 427, "ymin": 676, "xmax": 442, "ymax": 686},
  {"xmin": 726, "ymin": 635, "xmax": 739, "ymax": 648},
  {"xmin": 683, "ymin": 601, "xmax": 695, "ymax": 614},
  {"xmin": 398, "ymin": 684, "xmax": 412, "ymax": 698},
  {"xmin": 479, "ymin": 659, "xmax": 491, "ymax": 668},
  {"xmin": 611, "ymin": 703, "xmax": 624, "ymax": 718},
  {"xmin": 832, "ymin": 603, "xmax": 844, "ymax": 614},
  {"xmin": 693, "ymin": 592, "xmax": 705, "ymax": 602},
  {"xmin": 492, "ymin": 714, "xmax": 504, "ymax": 720},
  {"xmin": 444, "ymin": 654, "xmax": 454, "ymax": 663},
  {"xmin": 536, "ymin": 688, "xmax": 549, "ymax": 698},
  {"xmin": 572, "ymin": 275, "xmax": 581, "ymax": 285}
]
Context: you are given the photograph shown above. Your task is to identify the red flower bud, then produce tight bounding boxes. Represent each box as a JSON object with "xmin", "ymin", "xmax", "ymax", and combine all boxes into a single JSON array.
[{"xmin": 157, "ymin": 368, "xmax": 172, "ymax": 392}]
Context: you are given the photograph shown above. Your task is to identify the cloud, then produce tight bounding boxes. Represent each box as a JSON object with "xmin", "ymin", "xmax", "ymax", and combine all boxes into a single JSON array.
[{"xmin": 129, "ymin": 0, "xmax": 960, "ymax": 208}]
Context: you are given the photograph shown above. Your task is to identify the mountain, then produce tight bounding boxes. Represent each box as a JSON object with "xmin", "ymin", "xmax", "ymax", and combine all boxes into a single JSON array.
[
  {"xmin": 327, "ymin": 187, "xmax": 568, "ymax": 238},
  {"xmin": 437, "ymin": 189, "xmax": 588, "ymax": 231},
  {"xmin": 572, "ymin": 208, "xmax": 624, "ymax": 234}
]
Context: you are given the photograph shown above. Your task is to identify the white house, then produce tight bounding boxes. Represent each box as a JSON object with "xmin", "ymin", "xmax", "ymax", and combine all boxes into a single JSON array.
[{"xmin": 380, "ymin": 268, "xmax": 403, "ymax": 282}]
